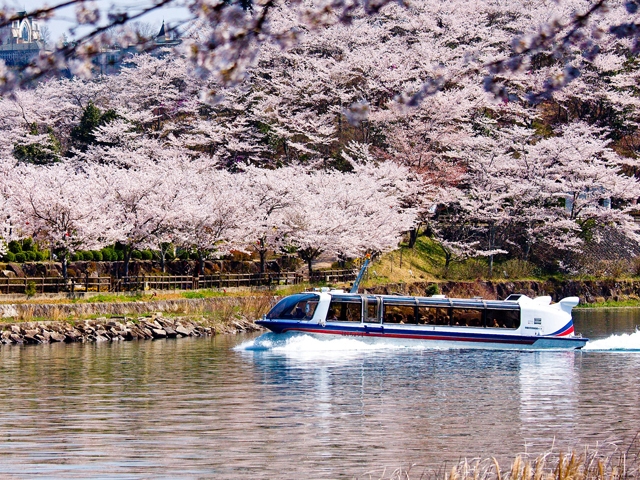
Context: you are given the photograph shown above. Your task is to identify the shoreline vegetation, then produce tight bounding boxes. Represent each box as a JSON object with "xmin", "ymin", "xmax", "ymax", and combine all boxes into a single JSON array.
[
  {"xmin": 0, "ymin": 276, "xmax": 638, "ymax": 345},
  {"xmin": 362, "ymin": 438, "xmax": 640, "ymax": 480}
]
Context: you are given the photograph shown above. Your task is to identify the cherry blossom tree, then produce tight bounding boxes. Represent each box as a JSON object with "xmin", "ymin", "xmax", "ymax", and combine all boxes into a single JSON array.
[
  {"xmin": 281, "ymin": 161, "xmax": 417, "ymax": 276},
  {"xmin": 92, "ymin": 158, "xmax": 182, "ymax": 277},
  {"xmin": 174, "ymin": 161, "xmax": 250, "ymax": 275},
  {"xmin": 8, "ymin": 163, "xmax": 110, "ymax": 279}
]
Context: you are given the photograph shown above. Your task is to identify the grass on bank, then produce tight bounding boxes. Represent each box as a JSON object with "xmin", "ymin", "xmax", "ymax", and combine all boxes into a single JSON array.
[
  {"xmin": 579, "ymin": 298, "xmax": 640, "ymax": 308},
  {"xmin": 361, "ymin": 440, "xmax": 640, "ymax": 480},
  {"xmin": 357, "ymin": 236, "xmax": 549, "ymax": 289}
]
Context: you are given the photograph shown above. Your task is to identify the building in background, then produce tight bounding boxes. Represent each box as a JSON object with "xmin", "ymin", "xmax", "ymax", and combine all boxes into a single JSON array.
[{"xmin": 0, "ymin": 12, "xmax": 45, "ymax": 67}]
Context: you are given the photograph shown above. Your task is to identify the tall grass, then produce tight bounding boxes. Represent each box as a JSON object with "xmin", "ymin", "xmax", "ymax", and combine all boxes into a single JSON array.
[{"xmin": 359, "ymin": 438, "xmax": 640, "ymax": 480}]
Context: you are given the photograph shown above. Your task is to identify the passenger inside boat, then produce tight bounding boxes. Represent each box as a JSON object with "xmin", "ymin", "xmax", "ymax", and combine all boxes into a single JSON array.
[
  {"xmin": 326, "ymin": 298, "xmax": 361, "ymax": 322},
  {"xmin": 266, "ymin": 293, "xmax": 319, "ymax": 320}
]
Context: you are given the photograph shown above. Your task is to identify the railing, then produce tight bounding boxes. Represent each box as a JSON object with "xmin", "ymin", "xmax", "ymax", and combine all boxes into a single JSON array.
[
  {"xmin": 198, "ymin": 272, "xmax": 303, "ymax": 289},
  {"xmin": 113, "ymin": 273, "xmax": 304, "ymax": 291},
  {"xmin": 0, "ymin": 269, "xmax": 356, "ymax": 295},
  {"xmin": 309, "ymin": 269, "xmax": 358, "ymax": 283},
  {"xmin": 114, "ymin": 275, "xmax": 194, "ymax": 292},
  {"xmin": 0, "ymin": 276, "xmax": 112, "ymax": 295}
]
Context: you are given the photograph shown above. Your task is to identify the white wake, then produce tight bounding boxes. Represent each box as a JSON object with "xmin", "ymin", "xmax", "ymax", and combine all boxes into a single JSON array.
[
  {"xmin": 583, "ymin": 330, "xmax": 640, "ymax": 351},
  {"xmin": 234, "ymin": 331, "xmax": 440, "ymax": 354}
]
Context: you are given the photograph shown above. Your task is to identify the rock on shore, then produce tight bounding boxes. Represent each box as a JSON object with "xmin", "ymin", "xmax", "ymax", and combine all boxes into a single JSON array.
[{"xmin": 0, "ymin": 313, "xmax": 261, "ymax": 346}]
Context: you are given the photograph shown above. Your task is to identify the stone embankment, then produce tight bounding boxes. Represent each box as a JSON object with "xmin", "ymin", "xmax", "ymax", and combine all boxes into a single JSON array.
[
  {"xmin": 0, "ymin": 296, "xmax": 271, "ymax": 346},
  {"xmin": 0, "ymin": 313, "xmax": 261, "ymax": 346},
  {"xmin": 367, "ymin": 279, "xmax": 640, "ymax": 304}
]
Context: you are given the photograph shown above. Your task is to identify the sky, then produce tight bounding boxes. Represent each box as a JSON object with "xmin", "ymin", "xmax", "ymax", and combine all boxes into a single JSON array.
[{"xmin": 12, "ymin": 0, "xmax": 192, "ymax": 41}]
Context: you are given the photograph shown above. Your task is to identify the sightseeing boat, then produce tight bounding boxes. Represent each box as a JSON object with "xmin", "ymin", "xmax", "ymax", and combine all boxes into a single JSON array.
[{"xmin": 256, "ymin": 290, "xmax": 588, "ymax": 350}]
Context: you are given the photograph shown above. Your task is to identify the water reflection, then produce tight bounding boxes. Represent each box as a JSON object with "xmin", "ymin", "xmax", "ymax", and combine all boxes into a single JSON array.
[
  {"xmin": 519, "ymin": 352, "xmax": 579, "ymax": 450},
  {"xmin": 0, "ymin": 310, "xmax": 638, "ymax": 478}
]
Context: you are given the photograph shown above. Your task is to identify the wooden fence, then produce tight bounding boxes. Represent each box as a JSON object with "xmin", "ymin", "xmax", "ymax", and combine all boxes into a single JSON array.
[
  {"xmin": 0, "ymin": 269, "xmax": 357, "ymax": 295},
  {"xmin": 309, "ymin": 269, "xmax": 358, "ymax": 284},
  {"xmin": 113, "ymin": 272, "xmax": 304, "ymax": 292},
  {"xmin": 0, "ymin": 276, "xmax": 112, "ymax": 295}
]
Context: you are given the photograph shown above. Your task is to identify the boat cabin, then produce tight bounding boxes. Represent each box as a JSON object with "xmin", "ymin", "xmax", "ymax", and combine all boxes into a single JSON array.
[{"xmin": 266, "ymin": 292, "xmax": 522, "ymax": 330}]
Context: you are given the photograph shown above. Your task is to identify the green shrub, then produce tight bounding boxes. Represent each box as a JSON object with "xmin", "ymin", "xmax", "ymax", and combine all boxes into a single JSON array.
[
  {"xmin": 425, "ymin": 283, "xmax": 440, "ymax": 296},
  {"xmin": 165, "ymin": 250, "xmax": 175, "ymax": 261},
  {"xmin": 92, "ymin": 251, "xmax": 103, "ymax": 261},
  {"xmin": 500, "ymin": 259, "xmax": 536, "ymax": 279},
  {"xmin": 22, "ymin": 238, "xmax": 34, "ymax": 252},
  {"xmin": 40, "ymin": 250, "xmax": 50, "ymax": 260},
  {"xmin": 25, "ymin": 281, "xmax": 36, "ymax": 298},
  {"xmin": 131, "ymin": 250, "xmax": 142, "ymax": 260},
  {"xmin": 141, "ymin": 250, "xmax": 153, "ymax": 260},
  {"xmin": 101, "ymin": 249, "xmax": 114, "ymax": 261},
  {"xmin": 8, "ymin": 240, "xmax": 21, "ymax": 254},
  {"xmin": 190, "ymin": 252, "xmax": 199, "ymax": 261},
  {"xmin": 24, "ymin": 251, "xmax": 36, "ymax": 262},
  {"xmin": 35, "ymin": 251, "xmax": 45, "ymax": 261},
  {"xmin": 116, "ymin": 250, "xmax": 124, "ymax": 261},
  {"xmin": 3, "ymin": 252, "xmax": 15, "ymax": 262},
  {"xmin": 71, "ymin": 252, "xmax": 81, "ymax": 261},
  {"xmin": 14, "ymin": 252, "xmax": 26, "ymax": 263},
  {"xmin": 178, "ymin": 250, "xmax": 190, "ymax": 260},
  {"xmin": 82, "ymin": 251, "xmax": 94, "ymax": 261}
]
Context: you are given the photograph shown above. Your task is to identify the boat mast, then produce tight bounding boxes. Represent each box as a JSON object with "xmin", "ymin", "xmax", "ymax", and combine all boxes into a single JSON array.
[{"xmin": 350, "ymin": 254, "xmax": 371, "ymax": 293}]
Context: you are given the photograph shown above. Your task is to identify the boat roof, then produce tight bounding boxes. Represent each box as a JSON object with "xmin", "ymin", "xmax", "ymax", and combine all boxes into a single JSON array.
[{"xmin": 319, "ymin": 290, "xmax": 521, "ymax": 311}]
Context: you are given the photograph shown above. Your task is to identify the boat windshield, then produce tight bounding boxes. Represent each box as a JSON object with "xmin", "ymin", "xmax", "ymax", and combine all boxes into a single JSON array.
[{"xmin": 266, "ymin": 294, "xmax": 320, "ymax": 320}]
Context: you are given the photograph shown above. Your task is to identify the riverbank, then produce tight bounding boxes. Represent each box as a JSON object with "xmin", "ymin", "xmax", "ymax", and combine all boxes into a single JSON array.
[
  {"xmin": 3, "ymin": 277, "xmax": 640, "ymax": 346},
  {"xmin": 0, "ymin": 295, "xmax": 272, "ymax": 345},
  {"xmin": 365, "ymin": 278, "xmax": 640, "ymax": 305},
  {"xmin": 0, "ymin": 313, "xmax": 262, "ymax": 346}
]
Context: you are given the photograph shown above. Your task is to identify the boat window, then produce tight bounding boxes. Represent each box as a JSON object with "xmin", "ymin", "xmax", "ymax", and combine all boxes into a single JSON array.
[
  {"xmin": 451, "ymin": 308, "xmax": 483, "ymax": 327},
  {"xmin": 327, "ymin": 298, "xmax": 362, "ymax": 322},
  {"xmin": 417, "ymin": 306, "xmax": 450, "ymax": 326},
  {"xmin": 266, "ymin": 294, "xmax": 320, "ymax": 320},
  {"xmin": 365, "ymin": 297, "xmax": 380, "ymax": 323},
  {"xmin": 486, "ymin": 309, "xmax": 520, "ymax": 329},
  {"xmin": 384, "ymin": 304, "xmax": 417, "ymax": 324}
]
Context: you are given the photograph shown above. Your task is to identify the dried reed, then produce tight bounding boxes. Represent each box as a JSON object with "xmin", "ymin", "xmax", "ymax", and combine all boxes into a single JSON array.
[{"xmin": 359, "ymin": 437, "xmax": 640, "ymax": 480}]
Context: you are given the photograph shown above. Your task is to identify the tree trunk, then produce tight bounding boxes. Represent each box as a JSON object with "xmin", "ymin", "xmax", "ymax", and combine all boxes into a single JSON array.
[
  {"xmin": 123, "ymin": 246, "xmax": 131, "ymax": 278},
  {"xmin": 197, "ymin": 252, "xmax": 205, "ymax": 276},
  {"xmin": 307, "ymin": 258, "xmax": 313, "ymax": 278},
  {"xmin": 488, "ymin": 225, "xmax": 495, "ymax": 278},
  {"xmin": 408, "ymin": 227, "xmax": 419, "ymax": 248},
  {"xmin": 259, "ymin": 249, "xmax": 267, "ymax": 274},
  {"xmin": 61, "ymin": 253, "xmax": 68, "ymax": 281},
  {"xmin": 488, "ymin": 254, "xmax": 494, "ymax": 278}
]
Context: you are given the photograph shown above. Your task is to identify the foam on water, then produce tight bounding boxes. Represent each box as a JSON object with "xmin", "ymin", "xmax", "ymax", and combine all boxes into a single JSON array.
[
  {"xmin": 234, "ymin": 331, "xmax": 441, "ymax": 354},
  {"xmin": 583, "ymin": 330, "xmax": 640, "ymax": 351}
]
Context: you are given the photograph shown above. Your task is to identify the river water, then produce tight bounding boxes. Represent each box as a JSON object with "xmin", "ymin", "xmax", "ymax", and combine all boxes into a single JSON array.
[{"xmin": 0, "ymin": 309, "xmax": 639, "ymax": 479}]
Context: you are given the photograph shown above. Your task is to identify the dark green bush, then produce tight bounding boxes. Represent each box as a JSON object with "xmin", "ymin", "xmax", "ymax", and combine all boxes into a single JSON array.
[
  {"xmin": 82, "ymin": 251, "xmax": 94, "ymax": 261},
  {"xmin": 22, "ymin": 238, "xmax": 34, "ymax": 252},
  {"xmin": 24, "ymin": 251, "xmax": 36, "ymax": 262},
  {"xmin": 71, "ymin": 252, "xmax": 81, "ymax": 261},
  {"xmin": 3, "ymin": 252, "xmax": 15, "ymax": 262},
  {"xmin": 116, "ymin": 250, "xmax": 124, "ymax": 261},
  {"xmin": 190, "ymin": 252, "xmax": 200, "ymax": 261},
  {"xmin": 35, "ymin": 251, "xmax": 45, "ymax": 261},
  {"xmin": 14, "ymin": 252, "xmax": 26, "ymax": 263},
  {"xmin": 92, "ymin": 251, "xmax": 103, "ymax": 261},
  {"xmin": 8, "ymin": 240, "xmax": 21, "ymax": 254},
  {"xmin": 25, "ymin": 281, "xmax": 36, "ymax": 298},
  {"xmin": 425, "ymin": 283, "xmax": 440, "ymax": 296},
  {"xmin": 141, "ymin": 250, "xmax": 153, "ymax": 260},
  {"xmin": 178, "ymin": 250, "xmax": 190, "ymax": 260},
  {"xmin": 101, "ymin": 249, "xmax": 114, "ymax": 261},
  {"xmin": 131, "ymin": 250, "xmax": 142, "ymax": 260}
]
